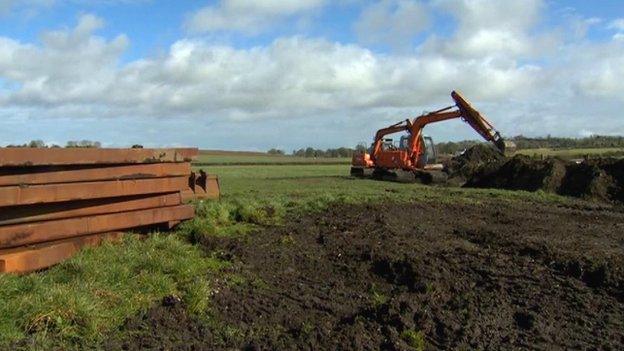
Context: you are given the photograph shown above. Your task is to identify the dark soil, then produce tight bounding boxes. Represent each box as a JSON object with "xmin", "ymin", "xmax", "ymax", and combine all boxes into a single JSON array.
[
  {"xmin": 467, "ymin": 156, "xmax": 624, "ymax": 203},
  {"xmin": 446, "ymin": 145, "xmax": 624, "ymax": 203},
  {"xmin": 105, "ymin": 299, "xmax": 214, "ymax": 351},
  {"xmin": 466, "ymin": 155, "xmax": 567, "ymax": 192},
  {"xmin": 444, "ymin": 144, "xmax": 506, "ymax": 185},
  {"xmin": 110, "ymin": 200, "xmax": 624, "ymax": 350}
]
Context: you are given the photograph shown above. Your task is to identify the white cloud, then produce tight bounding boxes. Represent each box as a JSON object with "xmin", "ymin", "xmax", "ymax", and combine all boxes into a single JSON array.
[
  {"xmin": 426, "ymin": 0, "xmax": 551, "ymax": 59},
  {"xmin": 608, "ymin": 18, "xmax": 624, "ymax": 31},
  {"xmin": 0, "ymin": 14, "xmax": 540, "ymax": 123},
  {"xmin": 608, "ymin": 18, "xmax": 624, "ymax": 41},
  {"xmin": 572, "ymin": 42, "xmax": 624, "ymax": 99},
  {"xmin": 354, "ymin": 0, "xmax": 430, "ymax": 48},
  {"xmin": 186, "ymin": 0, "xmax": 327, "ymax": 35},
  {"xmin": 0, "ymin": 14, "xmax": 127, "ymax": 106},
  {"xmin": 1, "ymin": 2, "xmax": 624, "ymax": 148}
]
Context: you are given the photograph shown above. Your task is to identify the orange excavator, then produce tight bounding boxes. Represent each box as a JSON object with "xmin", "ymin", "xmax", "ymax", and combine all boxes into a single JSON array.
[{"xmin": 351, "ymin": 91, "xmax": 515, "ymax": 183}]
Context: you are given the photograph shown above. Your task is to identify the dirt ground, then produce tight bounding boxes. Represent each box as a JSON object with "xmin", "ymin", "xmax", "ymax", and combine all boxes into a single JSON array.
[
  {"xmin": 445, "ymin": 144, "xmax": 624, "ymax": 204},
  {"xmin": 108, "ymin": 199, "xmax": 624, "ymax": 350}
]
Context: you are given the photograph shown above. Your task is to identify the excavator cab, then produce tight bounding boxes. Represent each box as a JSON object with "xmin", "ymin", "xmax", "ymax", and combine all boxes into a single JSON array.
[
  {"xmin": 399, "ymin": 135, "xmax": 409, "ymax": 150},
  {"xmin": 421, "ymin": 136, "xmax": 437, "ymax": 165},
  {"xmin": 381, "ymin": 138, "xmax": 396, "ymax": 151}
]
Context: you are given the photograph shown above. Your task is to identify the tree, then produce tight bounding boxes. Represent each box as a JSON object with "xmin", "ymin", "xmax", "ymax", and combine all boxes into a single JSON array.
[
  {"xmin": 28, "ymin": 140, "xmax": 46, "ymax": 148},
  {"xmin": 355, "ymin": 144, "xmax": 367, "ymax": 153},
  {"xmin": 305, "ymin": 147, "xmax": 315, "ymax": 158},
  {"xmin": 267, "ymin": 148, "xmax": 285, "ymax": 155},
  {"xmin": 66, "ymin": 140, "xmax": 101, "ymax": 148}
]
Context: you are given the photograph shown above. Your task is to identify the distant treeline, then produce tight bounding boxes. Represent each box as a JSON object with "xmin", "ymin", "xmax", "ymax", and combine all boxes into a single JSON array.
[
  {"xmin": 437, "ymin": 135, "xmax": 624, "ymax": 155},
  {"xmin": 273, "ymin": 146, "xmax": 366, "ymax": 158},
  {"xmin": 5, "ymin": 140, "xmax": 102, "ymax": 148}
]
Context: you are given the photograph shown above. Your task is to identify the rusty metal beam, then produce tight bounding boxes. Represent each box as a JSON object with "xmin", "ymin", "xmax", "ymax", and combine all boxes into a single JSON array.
[
  {"xmin": 0, "ymin": 163, "xmax": 191, "ymax": 186},
  {"xmin": 0, "ymin": 148, "xmax": 198, "ymax": 167},
  {"xmin": 181, "ymin": 176, "xmax": 220, "ymax": 202},
  {"xmin": 0, "ymin": 232, "xmax": 123, "ymax": 274},
  {"xmin": 0, "ymin": 205, "xmax": 194, "ymax": 249},
  {"xmin": 0, "ymin": 177, "xmax": 187, "ymax": 207},
  {"xmin": 0, "ymin": 193, "xmax": 182, "ymax": 226}
]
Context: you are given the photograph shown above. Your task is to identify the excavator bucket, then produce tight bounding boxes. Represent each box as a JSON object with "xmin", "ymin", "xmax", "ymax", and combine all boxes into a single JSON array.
[{"xmin": 501, "ymin": 140, "xmax": 517, "ymax": 156}]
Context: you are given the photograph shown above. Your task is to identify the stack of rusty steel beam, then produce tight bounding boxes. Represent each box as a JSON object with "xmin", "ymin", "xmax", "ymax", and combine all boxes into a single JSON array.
[{"xmin": 0, "ymin": 147, "xmax": 219, "ymax": 274}]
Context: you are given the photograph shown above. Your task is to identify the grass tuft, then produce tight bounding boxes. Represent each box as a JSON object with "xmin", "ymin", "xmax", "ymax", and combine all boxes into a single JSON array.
[{"xmin": 400, "ymin": 329, "xmax": 426, "ymax": 350}]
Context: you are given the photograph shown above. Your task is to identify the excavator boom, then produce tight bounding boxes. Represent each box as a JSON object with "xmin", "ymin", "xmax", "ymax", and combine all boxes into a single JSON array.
[{"xmin": 450, "ymin": 91, "xmax": 511, "ymax": 153}]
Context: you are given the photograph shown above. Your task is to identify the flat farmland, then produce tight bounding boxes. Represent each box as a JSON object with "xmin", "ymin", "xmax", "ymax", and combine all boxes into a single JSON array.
[
  {"xmin": 196, "ymin": 150, "xmax": 350, "ymax": 165},
  {"xmin": 2, "ymin": 153, "xmax": 623, "ymax": 350},
  {"xmin": 516, "ymin": 147, "xmax": 624, "ymax": 159}
]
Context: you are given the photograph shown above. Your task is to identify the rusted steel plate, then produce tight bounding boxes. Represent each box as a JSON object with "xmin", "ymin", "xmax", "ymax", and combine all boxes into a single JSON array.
[
  {"xmin": 0, "ymin": 232, "xmax": 123, "ymax": 274},
  {"xmin": 0, "ymin": 193, "xmax": 182, "ymax": 226},
  {"xmin": 0, "ymin": 177, "xmax": 187, "ymax": 207},
  {"xmin": 184, "ymin": 173, "xmax": 220, "ymax": 202},
  {"xmin": 181, "ymin": 176, "xmax": 220, "ymax": 202},
  {"xmin": 181, "ymin": 189, "xmax": 196, "ymax": 202},
  {"xmin": 0, "ymin": 163, "xmax": 191, "ymax": 186},
  {"xmin": 0, "ymin": 148, "xmax": 198, "ymax": 167},
  {"xmin": 0, "ymin": 205, "xmax": 194, "ymax": 249},
  {"xmin": 206, "ymin": 176, "xmax": 220, "ymax": 198},
  {"xmin": 167, "ymin": 221, "xmax": 181, "ymax": 230}
]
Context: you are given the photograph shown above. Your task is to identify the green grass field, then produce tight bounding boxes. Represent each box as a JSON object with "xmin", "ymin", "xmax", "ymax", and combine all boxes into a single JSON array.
[
  {"xmin": 516, "ymin": 147, "xmax": 624, "ymax": 159},
  {"xmin": 0, "ymin": 161, "xmax": 576, "ymax": 349},
  {"xmin": 196, "ymin": 150, "xmax": 350, "ymax": 165}
]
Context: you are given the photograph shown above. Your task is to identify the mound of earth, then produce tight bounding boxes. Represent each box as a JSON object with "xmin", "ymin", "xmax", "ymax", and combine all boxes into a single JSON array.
[
  {"xmin": 110, "ymin": 201, "xmax": 624, "ymax": 350},
  {"xmin": 466, "ymin": 155, "xmax": 567, "ymax": 192},
  {"xmin": 465, "ymin": 156, "xmax": 624, "ymax": 203},
  {"xmin": 444, "ymin": 144, "xmax": 506, "ymax": 184},
  {"xmin": 561, "ymin": 159, "xmax": 624, "ymax": 202}
]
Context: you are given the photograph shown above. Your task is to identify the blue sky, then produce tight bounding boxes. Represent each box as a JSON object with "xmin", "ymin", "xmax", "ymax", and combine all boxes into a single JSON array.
[{"xmin": 0, "ymin": 0, "xmax": 623, "ymax": 150}]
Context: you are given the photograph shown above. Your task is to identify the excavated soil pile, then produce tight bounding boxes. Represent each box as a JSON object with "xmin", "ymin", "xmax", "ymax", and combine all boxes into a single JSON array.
[
  {"xmin": 560, "ymin": 159, "xmax": 624, "ymax": 202},
  {"xmin": 444, "ymin": 144, "xmax": 506, "ymax": 184},
  {"xmin": 465, "ymin": 155, "xmax": 567, "ymax": 192},
  {"xmin": 466, "ymin": 156, "xmax": 624, "ymax": 203},
  {"xmin": 109, "ymin": 201, "xmax": 624, "ymax": 350}
]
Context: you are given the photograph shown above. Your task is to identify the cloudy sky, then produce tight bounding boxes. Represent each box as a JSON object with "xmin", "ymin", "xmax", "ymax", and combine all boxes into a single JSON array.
[{"xmin": 0, "ymin": 0, "xmax": 623, "ymax": 150}]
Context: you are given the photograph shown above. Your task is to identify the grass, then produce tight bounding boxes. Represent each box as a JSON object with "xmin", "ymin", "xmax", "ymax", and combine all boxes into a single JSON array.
[
  {"xmin": 0, "ymin": 234, "xmax": 225, "ymax": 349},
  {"xmin": 198, "ymin": 164, "xmax": 572, "ymax": 208},
  {"xmin": 0, "ymin": 159, "xmax": 579, "ymax": 349},
  {"xmin": 195, "ymin": 151, "xmax": 350, "ymax": 165},
  {"xmin": 401, "ymin": 329, "xmax": 426, "ymax": 350},
  {"xmin": 516, "ymin": 147, "xmax": 624, "ymax": 159}
]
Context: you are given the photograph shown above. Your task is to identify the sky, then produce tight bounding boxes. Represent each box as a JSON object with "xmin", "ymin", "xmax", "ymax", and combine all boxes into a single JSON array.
[{"xmin": 0, "ymin": 0, "xmax": 623, "ymax": 151}]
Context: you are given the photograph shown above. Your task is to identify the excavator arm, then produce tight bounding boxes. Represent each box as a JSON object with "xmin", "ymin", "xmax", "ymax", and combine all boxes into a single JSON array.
[
  {"xmin": 406, "ymin": 91, "xmax": 512, "ymax": 163},
  {"xmin": 371, "ymin": 119, "xmax": 412, "ymax": 157}
]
